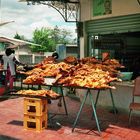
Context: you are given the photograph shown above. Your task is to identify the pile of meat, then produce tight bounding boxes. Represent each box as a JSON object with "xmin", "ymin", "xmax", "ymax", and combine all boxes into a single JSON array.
[
  {"xmin": 16, "ymin": 89, "xmax": 61, "ymax": 99},
  {"xmin": 23, "ymin": 56, "xmax": 123, "ymax": 89}
]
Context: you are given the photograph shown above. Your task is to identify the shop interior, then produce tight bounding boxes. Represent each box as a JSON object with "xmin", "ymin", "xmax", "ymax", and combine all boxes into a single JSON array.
[{"xmin": 91, "ymin": 31, "xmax": 140, "ymax": 72}]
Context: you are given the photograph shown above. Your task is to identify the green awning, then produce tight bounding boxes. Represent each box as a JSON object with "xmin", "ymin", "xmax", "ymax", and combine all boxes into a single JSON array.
[{"xmin": 85, "ymin": 13, "xmax": 140, "ymax": 35}]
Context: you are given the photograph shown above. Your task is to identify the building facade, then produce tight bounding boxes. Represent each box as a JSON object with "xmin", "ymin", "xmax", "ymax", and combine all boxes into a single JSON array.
[{"xmin": 79, "ymin": 0, "xmax": 140, "ymax": 70}]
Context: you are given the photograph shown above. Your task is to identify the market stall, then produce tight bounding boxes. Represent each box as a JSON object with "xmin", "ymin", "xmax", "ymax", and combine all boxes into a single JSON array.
[
  {"xmin": 10, "ymin": 89, "xmax": 62, "ymax": 131},
  {"xmin": 8, "ymin": 55, "xmax": 123, "ymax": 134}
]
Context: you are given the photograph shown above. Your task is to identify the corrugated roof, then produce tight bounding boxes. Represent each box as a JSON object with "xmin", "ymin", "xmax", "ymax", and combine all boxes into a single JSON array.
[{"xmin": 0, "ymin": 36, "xmax": 41, "ymax": 47}]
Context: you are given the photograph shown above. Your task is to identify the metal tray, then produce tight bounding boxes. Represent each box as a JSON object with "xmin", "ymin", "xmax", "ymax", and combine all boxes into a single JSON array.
[{"xmin": 8, "ymin": 92, "xmax": 62, "ymax": 100}]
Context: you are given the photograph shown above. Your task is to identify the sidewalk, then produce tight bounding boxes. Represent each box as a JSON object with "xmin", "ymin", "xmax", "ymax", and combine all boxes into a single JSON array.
[{"xmin": 0, "ymin": 96, "xmax": 140, "ymax": 140}]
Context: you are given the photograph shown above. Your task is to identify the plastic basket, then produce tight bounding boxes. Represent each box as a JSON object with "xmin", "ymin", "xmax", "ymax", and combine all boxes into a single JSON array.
[
  {"xmin": 23, "ymin": 114, "xmax": 47, "ymax": 132},
  {"xmin": 119, "ymin": 72, "xmax": 133, "ymax": 81},
  {"xmin": 24, "ymin": 98, "xmax": 47, "ymax": 116}
]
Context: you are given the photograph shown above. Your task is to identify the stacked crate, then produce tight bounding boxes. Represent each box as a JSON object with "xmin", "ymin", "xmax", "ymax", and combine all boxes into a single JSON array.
[{"xmin": 23, "ymin": 97, "xmax": 47, "ymax": 132}]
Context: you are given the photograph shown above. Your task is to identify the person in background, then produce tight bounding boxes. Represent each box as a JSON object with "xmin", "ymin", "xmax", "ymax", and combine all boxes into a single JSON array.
[
  {"xmin": 2, "ymin": 48, "xmax": 24, "ymax": 91},
  {"xmin": 102, "ymin": 52, "xmax": 110, "ymax": 61},
  {"xmin": 131, "ymin": 57, "xmax": 140, "ymax": 80},
  {"xmin": 48, "ymin": 51, "xmax": 61, "ymax": 105},
  {"xmin": 0, "ymin": 55, "xmax": 5, "ymax": 86},
  {"xmin": 0, "ymin": 55, "xmax": 3, "ymax": 68},
  {"xmin": 52, "ymin": 51, "xmax": 59, "ymax": 60}
]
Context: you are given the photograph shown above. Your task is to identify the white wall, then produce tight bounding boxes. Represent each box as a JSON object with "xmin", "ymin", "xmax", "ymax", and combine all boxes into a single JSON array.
[
  {"xmin": 80, "ymin": 37, "xmax": 85, "ymax": 58},
  {"xmin": 75, "ymin": 82, "xmax": 140, "ymax": 114},
  {"xmin": 80, "ymin": 0, "xmax": 91, "ymax": 21},
  {"xmin": 80, "ymin": 0, "xmax": 140, "ymax": 21}
]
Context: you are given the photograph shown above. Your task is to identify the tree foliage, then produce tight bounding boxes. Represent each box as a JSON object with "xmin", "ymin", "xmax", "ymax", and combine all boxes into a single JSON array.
[
  {"xmin": 13, "ymin": 27, "xmax": 74, "ymax": 53},
  {"xmin": 31, "ymin": 26, "xmax": 72, "ymax": 52},
  {"xmin": 14, "ymin": 32, "xmax": 26, "ymax": 40},
  {"xmin": 31, "ymin": 27, "xmax": 55, "ymax": 52},
  {"xmin": 60, "ymin": 28, "xmax": 72, "ymax": 44}
]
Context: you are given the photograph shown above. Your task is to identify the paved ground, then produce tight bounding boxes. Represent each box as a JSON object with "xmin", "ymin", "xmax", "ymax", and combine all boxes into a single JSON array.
[{"xmin": 0, "ymin": 95, "xmax": 140, "ymax": 140}]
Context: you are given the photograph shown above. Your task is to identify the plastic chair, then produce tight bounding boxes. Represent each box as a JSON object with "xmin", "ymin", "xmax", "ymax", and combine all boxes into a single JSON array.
[{"xmin": 129, "ymin": 76, "xmax": 140, "ymax": 125}]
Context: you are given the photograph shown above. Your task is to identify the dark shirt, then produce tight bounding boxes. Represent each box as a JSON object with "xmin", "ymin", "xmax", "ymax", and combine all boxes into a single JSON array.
[{"xmin": 131, "ymin": 62, "xmax": 140, "ymax": 80}]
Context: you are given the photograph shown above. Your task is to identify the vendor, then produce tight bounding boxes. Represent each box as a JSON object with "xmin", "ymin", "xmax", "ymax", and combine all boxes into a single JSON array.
[
  {"xmin": 1, "ymin": 47, "xmax": 25, "ymax": 91},
  {"xmin": 52, "ymin": 51, "xmax": 59, "ymax": 60},
  {"xmin": 131, "ymin": 57, "xmax": 140, "ymax": 80},
  {"xmin": 102, "ymin": 52, "xmax": 110, "ymax": 61}
]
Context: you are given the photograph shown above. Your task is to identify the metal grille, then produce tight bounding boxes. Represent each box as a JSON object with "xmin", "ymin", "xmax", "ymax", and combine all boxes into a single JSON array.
[{"xmin": 20, "ymin": 0, "xmax": 80, "ymax": 22}]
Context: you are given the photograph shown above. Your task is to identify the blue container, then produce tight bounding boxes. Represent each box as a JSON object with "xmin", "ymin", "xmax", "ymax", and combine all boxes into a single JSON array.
[
  {"xmin": 56, "ymin": 44, "xmax": 66, "ymax": 60},
  {"xmin": 119, "ymin": 72, "xmax": 133, "ymax": 81}
]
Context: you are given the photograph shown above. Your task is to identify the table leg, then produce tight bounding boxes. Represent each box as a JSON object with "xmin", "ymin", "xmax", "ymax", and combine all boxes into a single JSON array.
[
  {"xmin": 49, "ymin": 86, "xmax": 52, "ymax": 90},
  {"xmin": 47, "ymin": 86, "xmax": 52, "ymax": 104},
  {"xmin": 60, "ymin": 87, "xmax": 68, "ymax": 115},
  {"xmin": 109, "ymin": 89, "xmax": 117, "ymax": 114},
  {"xmin": 89, "ymin": 90, "xmax": 101, "ymax": 135},
  {"xmin": 72, "ymin": 90, "xmax": 88, "ymax": 132},
  {"xmin": 95, "ymin": 90, "xmax": 100, "ymax": 109},
  {"xmin": 95, "ymin": 89, "xmax": 117, "ymax": 115},
  {"xmin": 20, "ymin": 77, "xmax": 23, "ymax": 89},
  {"xmin": 38, "ymin": 85, "xmax": 41, "ymax": 90}
]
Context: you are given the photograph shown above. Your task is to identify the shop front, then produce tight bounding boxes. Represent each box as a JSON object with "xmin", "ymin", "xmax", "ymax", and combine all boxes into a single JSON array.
[
  {"xmin": 77, "ymin": 0, "xmax": 140, "ymax": 112},
  {"xmin": 85, "ymin": 13, "xmax": 140, "ymax": 71}
]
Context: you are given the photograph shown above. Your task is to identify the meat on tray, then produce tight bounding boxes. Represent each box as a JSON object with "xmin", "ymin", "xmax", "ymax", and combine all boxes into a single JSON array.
[
  {"xmin": 16, "ymin": 89, "xmax": 61, "ymax": 99},
  {"xmin": 22, "ymin": 57, "xmax": 123, "ymax": 89}
]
